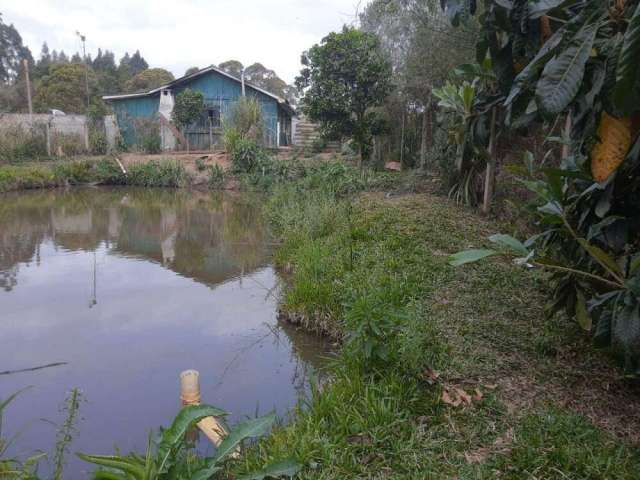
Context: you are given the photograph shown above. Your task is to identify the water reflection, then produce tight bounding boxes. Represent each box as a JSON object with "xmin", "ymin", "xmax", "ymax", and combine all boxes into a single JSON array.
[{"xmin": 0, "ymin": 187, "xmax": 328, "ymax": 478}]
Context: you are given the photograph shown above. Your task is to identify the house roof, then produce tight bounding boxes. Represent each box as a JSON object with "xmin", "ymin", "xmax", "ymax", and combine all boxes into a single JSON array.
[{"xmin": 103, "ymin": 65, "xmax": 296, "ymax": 116}]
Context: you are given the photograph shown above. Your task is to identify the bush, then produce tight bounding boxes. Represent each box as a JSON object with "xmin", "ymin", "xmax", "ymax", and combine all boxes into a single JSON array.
[
  {"xmin": 208, "ymin": 164, "xmax": 225, "ymax": 189},
  {"xmin": 0, "ymin": 125, "xmax": 48, "ymax": 163},
  {"xmin": 53, "ymin": 160, "xmax": 94, "ymax": 184},
  {"xmin": 89, "ymin": 129, "xmax": 108, "ymax": 155},
  {"xmin": 133, "ymin": 118, "xmax": 161, "ymax": 154},
  {"xmin": 231, "ymin": 138, "xmax": 265, "ymax": 173},
  {"xmin": 53, "ymin": 133, "xmax": 86, "ymax": 156},
  {"xmin": 127, "ymin": 159, "xmax": 191, "ymax": 187}
]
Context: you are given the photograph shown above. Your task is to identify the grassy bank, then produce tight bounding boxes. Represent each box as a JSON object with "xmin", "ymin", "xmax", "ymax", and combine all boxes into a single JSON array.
[
  {"xmin": 233, "ymin": 170, "xmax": 640, "ymax": 478},
  {"xmin": 0, "ymin": 157, "xmax": 193, "ymax": 192}
]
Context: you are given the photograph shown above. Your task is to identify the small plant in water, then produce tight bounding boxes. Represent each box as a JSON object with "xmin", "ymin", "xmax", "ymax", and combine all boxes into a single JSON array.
[{"xmin": 78, "ymin": 405, "xmax": 300, "ymax": 480}]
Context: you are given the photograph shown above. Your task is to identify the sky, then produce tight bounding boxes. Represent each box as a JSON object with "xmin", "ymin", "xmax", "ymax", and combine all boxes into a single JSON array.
[{"xmin": 1, "ymin": 0, "xmax": 370, "ymax": 84}]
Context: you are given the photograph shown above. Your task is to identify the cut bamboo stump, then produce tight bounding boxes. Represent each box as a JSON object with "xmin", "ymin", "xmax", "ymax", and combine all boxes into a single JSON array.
[{"xmin": 179, "ymin": 370, "xmax": 228, "ymax": 448}]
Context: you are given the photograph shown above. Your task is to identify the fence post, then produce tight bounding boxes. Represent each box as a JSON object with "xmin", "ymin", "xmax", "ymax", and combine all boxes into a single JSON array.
[
  {"xmin": 83, "ymin": 119, "xmax": 90, "ymax": 152},
  {"xmin": 45, "ymin": 121, "xmax": 52, "ymax": 156},
  {"xmin": 482, "ymin": 107, "xmax": 498, "ymax": 215}
]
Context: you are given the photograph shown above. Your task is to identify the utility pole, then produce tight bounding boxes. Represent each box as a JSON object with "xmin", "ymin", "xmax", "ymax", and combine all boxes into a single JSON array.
[
  {"xmin": 241, "ymin": 68, "xmax": 246, "ymax": 97},
  {"xmin": 76, "ymin": 31, "xmax": 90, "ymax": 110},
  {"xmin": 23, "ymin": 59, "xmax": 33, "ymax": 118}
]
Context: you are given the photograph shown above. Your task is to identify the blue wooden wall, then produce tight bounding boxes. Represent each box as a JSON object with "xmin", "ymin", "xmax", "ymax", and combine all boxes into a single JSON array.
[{"xmin": 110, "ymin": 70, "xmax": 281, "ymax": 148}]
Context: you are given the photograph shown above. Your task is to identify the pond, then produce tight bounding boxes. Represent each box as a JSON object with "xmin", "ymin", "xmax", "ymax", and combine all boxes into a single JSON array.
[{"xmin": 0, "ymin": 187, "xmax": 329, "ymax": 478}]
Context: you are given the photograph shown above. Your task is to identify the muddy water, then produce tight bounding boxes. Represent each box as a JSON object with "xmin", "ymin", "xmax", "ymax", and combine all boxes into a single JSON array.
[{"xmin": 0, "ymin": 187, "xmax": 328, "ymax": 478}]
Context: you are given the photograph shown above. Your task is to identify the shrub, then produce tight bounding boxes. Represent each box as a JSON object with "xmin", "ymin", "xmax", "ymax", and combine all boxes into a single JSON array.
[
  {"xmin": 208, "ymin": 164, "xmax": 225, "ymax": 189},
  {"xmin": 53, "ymin": 133, "xmax": 86, "ymax": 156},
  {"xmin": 127, "ymin": 159, "xmax": 190, "ymax": 187},
  {"xmin": 133, "ymin": 117, "xmax": 161, "ymax": 154},
  {"xmin": 231, "ymin": 138, "xmax": 264, "ymax": 173},
  {"xmin": 0, "ymin": 125, "xmax": 48, "ymax": 163},
  {"xmin": 195, "ymin": 157, "xmax": 206, "ymax": 172},
  {"xmin": 89, "ymin": 129, "xmax": 108, "ymax": 155}
]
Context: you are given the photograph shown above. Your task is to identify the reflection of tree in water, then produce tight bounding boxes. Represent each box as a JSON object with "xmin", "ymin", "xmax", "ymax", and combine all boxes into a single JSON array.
[{"xmin": 0, "ymin": 187, "xmax": 272, "ymax": 292}]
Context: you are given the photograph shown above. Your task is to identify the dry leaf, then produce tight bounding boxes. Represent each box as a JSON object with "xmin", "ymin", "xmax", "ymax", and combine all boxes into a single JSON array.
[
  {"xmin": 473, "ymin": 388, "xmax": 483, "ymax": 402},
  {"xmin": 422, "ymin": 368, "xmax": 440, "ymax": 385},
  {"xmin": 455, "ymin": 387, "xmax": 472, "ymax": 405}
]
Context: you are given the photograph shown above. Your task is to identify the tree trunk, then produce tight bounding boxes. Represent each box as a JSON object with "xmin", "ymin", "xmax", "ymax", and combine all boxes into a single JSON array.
[
  {"xmin": 482, "ymin": 107, "xmax": 498, "ymax": 215},
  {"xmin": 420, "ymin": 109, "xmax": 428, "ymax": 170}
]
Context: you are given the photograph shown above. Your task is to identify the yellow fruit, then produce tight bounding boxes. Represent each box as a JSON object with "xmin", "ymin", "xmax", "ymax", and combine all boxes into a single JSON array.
[{"xmin": 591, "ymin": 113, "xmax": 632, "ymax": 182}]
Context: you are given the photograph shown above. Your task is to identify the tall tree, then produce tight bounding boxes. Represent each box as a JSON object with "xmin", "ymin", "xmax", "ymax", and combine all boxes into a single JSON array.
[
  {"xmin": 218, "ymin": 60, "xmax": 244, "ymax": 78},
  {"xmin": 33, "ymin": 63, "xmax": 97, "ymax": 113},
  {"xmin": 244, "ymin": 62, "xmax": 288, "ymax": 98},
  {"xmin": 184, "ymin": 66, "xmax": 200, "ymax": 76},
  {"xmin": 93, "ymin": 49, "xmax": 119, "ymax": 94},
  {"xmin": 0, "ymin": 13, "xmax": 33, "ymax": 85},
  {"xmin": 124, "ymin": 68, "xmax": 174, "ymax": 93},
  {"xmin": 296, "ymin": 26, "xmax": 393, "ymax": 162},
  {"xmin": 128, "ymin": 50, "xmax": 148, "ymax": 76},
  {"xmin": 34, "ymin": 42, "xmax": 52, "ymax": 78}
]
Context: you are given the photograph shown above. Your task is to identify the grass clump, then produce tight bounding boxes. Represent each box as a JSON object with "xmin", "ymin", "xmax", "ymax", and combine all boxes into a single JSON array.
[{"xmin": 125, "ymin": 159, "xmax": 191, "ymax": 188}]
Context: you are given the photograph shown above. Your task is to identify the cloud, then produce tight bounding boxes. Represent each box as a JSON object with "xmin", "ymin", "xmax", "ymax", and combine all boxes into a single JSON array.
[{"xmin": 2, "ymin": 0, "xmax": 368, "ymax": 83}]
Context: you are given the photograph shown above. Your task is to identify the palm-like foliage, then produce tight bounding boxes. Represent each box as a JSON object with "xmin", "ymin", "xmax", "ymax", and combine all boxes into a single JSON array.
[{"xmin": 78, "ymin": 405, "xmax": 300, "ymax": 480}]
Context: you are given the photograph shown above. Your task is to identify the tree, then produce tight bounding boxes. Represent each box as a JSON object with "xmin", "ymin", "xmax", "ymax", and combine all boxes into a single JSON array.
[
  {"xmin": 218, "ymin": 60, "xmax": 244, "ymax": 78},
  {"xmin": 118, "ymin": 51, "xmax": 149, "ymax": 88},
  {"xmin": 0, "ymin": 13, "xmax": 33, "ymax": 85},
  {"xmin": 34, "ymin": 42, "xmax": 52, "ymax": 78},
  {"xmin": 184, "ymin": 66, "xmax": 200, "ymax": 76},
  {"xmin": 172, "ymin": 89, "xmax": 204, "ymax": 151},
  {"xmin": 33, "ymin": 63, "xmax": 96, "ymax": 113},
  {"xmin": 244, "ymin": 62, "xmax": 288, "ymax": 97},
  {"xmin": 296, "ymin": 26, "xmax": 393, "ymax": 162},
  {"xmin": 125, "ymin": 68, "xmax": 174, "ymax": 93},
  {"xmin": 93, "ymin": 49, "xmax": 119, "ymax": 94}
]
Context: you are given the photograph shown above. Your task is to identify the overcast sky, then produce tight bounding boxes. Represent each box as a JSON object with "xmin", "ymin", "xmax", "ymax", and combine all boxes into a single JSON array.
[{"xmin": 1, "ymin": 0, "xmax": 370, "ymax": 83}]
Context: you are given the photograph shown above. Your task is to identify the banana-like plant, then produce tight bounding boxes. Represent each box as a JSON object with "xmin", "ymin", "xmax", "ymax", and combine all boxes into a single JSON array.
[
  {"xmin": 78, "ymin": 405, "xmax": 300, "ymax": 480},
  {"xmin": 440, "ymin": 0, "xmax": 640, "ymax": 373}
]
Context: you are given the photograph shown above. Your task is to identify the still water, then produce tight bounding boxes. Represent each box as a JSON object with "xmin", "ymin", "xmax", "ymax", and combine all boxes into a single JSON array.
[{"xmin": 0, "ymin": 187, "xmax": 328, "ymax": 478}]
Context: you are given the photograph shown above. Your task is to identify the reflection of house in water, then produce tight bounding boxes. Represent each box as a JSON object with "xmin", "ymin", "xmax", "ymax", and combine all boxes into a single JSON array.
[{"xmin": 1, "ymin": 188, "xmax": 270, "ymax": 292}]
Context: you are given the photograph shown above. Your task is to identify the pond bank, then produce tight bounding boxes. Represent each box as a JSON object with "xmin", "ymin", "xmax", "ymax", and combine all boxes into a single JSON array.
[
  {"xmin": 235, "ymin": 183, "xmax": 640, "ymax": 478},
  {"xmin": 0, "ymin": 154, "xmax": 233, "ymax": 193}
]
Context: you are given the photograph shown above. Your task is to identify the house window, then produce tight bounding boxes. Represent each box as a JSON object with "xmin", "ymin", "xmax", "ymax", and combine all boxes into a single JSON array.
[{"xmin": 207, "ymin": 107, "xmax": 221, "ymax": 128}]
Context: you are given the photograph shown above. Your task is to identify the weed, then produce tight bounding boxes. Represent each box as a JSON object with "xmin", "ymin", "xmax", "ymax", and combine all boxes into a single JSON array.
[
  {"xmin": 195, "ymin": 157, "xmax": 206, "ymax": 172},
  {"xmin": 127, "ymin": 160, "xmax": 191, "ymax": 188},
  {"xmin": 208, "ymin": 164, "xmax": 226, "ymax": 189}
]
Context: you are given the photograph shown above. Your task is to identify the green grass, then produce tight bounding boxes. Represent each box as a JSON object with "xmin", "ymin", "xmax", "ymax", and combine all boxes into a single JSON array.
[
  {"xmin": 0, "ymin": 157, "xmax": 192, "ymax": 192},
  {"xmin": 235, "ymin": 181, "xmax": 640, "ymax": 479}
]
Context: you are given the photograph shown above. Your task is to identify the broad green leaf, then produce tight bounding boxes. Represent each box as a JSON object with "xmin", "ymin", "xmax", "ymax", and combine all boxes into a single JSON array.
[
  {"xmin": 77, "ymin": 453, "xmax": 146, "ymax": 479},
  {"xmin": 94, "ymin": 471, "xmax": 130, "ymax": 480},
  {"xmin": 238, "ymin": 459, "xmax": 302, "ymax": 480},
  {"xmin": 505, "ymin": 27, "xmax": 564, "ymax": 106},
  {"xmin": 190, "ymin": 464, "xmax": 222, "ymax": 480},
  {"xmin": 536, "ymin": 22, "xmax": 599, "ymax": 116},
  {"xmin": 488, "ymin": 234, "xmax": 529, "ymax": 256},
  {"xmin": 212, "ymin": 413, "xmax": 276, "ymax": 463},
  {"xmin": 537, "ymin": 201, "xmax": 563, "ymax": 216},
  {"xmin": 577, "ymin": 238, "xmax": 623, "ymax": 277},
  {"xmin": 575, "ymin": 290, "xmax": 592, "ymax": 331},
  {"xmin": 448, "ymin": 249, "xmax": 497, "ymax": 266},
  {"xmin": 612, "ymin": 3, "xmax": 640, "ymax": 114},
  {"xmin": 156, "ymin": 405, "xmax": 227, "ymax": 473}
]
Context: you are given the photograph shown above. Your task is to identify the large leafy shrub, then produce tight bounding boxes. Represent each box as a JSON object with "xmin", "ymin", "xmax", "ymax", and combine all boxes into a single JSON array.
[{"xmin": 442, "ymin": 0, "xmax": 640, "ymax": 372}]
